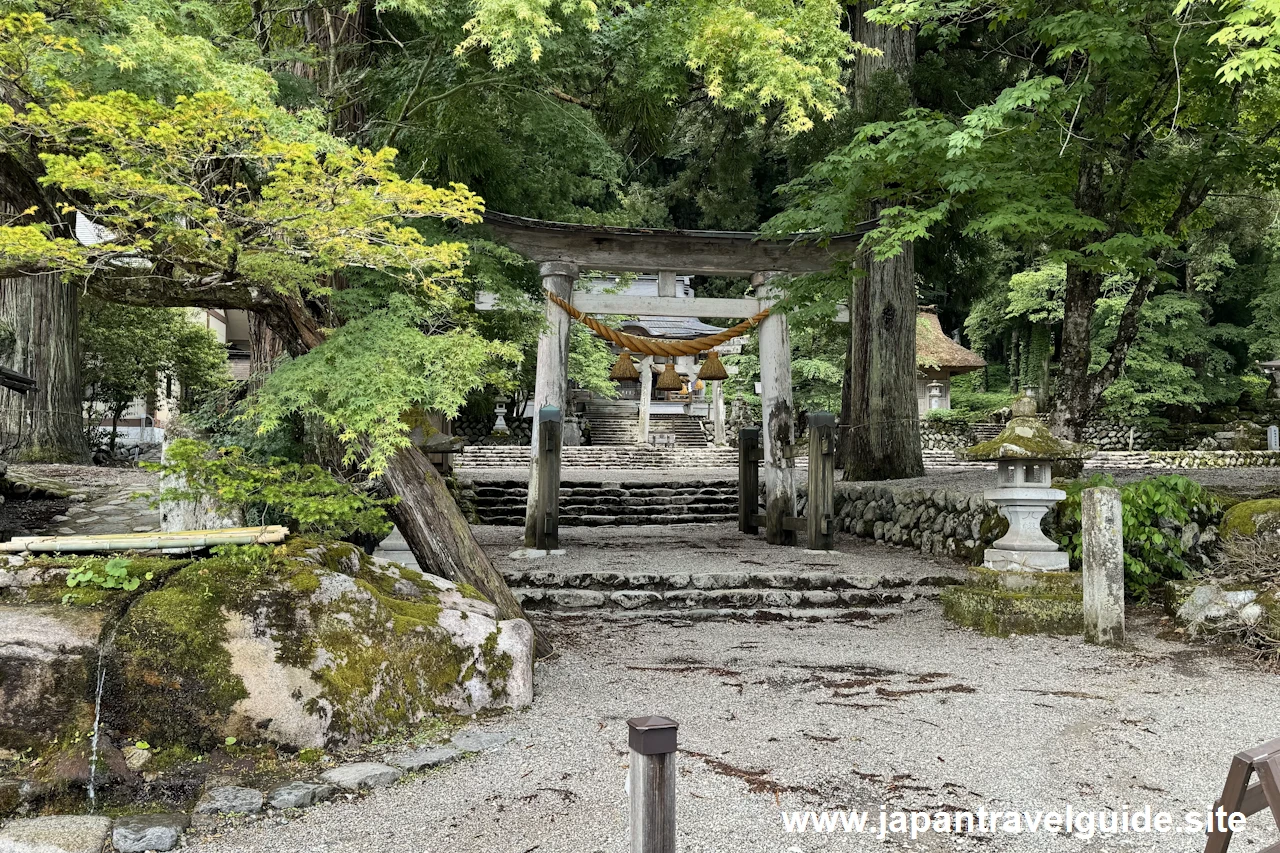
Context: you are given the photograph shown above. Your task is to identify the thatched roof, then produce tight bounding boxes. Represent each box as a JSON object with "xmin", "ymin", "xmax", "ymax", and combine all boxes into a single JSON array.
[{"xmin": 916, "ymin": 312, "xmax": 985, "ymax": 373}]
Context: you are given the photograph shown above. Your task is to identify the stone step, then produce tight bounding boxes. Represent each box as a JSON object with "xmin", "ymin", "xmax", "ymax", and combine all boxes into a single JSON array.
[
  {"xmin": 475, "ymin": 513, "xmax": 740, "ymax": 526},
  {"xmin": 503, "ymin": 567, "xmax": 959, "ymax": 592},
  {"xmin": 521, "ymin": 605, "xmax": 909, "ymax": 623},
  {"xmin": 513, "ymin": 586, "xmax": 923, "ymax": 611}
]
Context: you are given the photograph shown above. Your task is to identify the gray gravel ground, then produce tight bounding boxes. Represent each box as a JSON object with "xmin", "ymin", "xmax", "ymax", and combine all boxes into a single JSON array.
[{"xmin": 189, "ymin": 608, "xmax": 1280, "ymax": 853}]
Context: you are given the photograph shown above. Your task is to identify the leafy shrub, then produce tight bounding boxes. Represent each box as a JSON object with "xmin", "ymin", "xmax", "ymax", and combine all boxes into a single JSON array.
[
  {"xmin": 923, "ymin": 408, "xmax": 971, "ymax": 427},
  {"xmin": 146, "ymin": 439, "xmax": 394, "ymax": 538},
  {"xmin": 1056, "ymin": 474, "xmax": 1221, "ymax": 600},
  {"xmin": 945, "ymin": 389, "xmax": 1019, "ymax": 424},
  {"xmin": 66, "ymin": 557, "xmax": 154, "ymax": 593}
]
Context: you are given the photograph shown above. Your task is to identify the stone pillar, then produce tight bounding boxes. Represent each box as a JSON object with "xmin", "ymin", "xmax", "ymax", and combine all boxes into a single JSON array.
[
  {"xmin": 712, "ymin": 381, "xmax": 725, "ymax": 446},
  {"xmin": 524, "ymin": 261, "xmax": 577, "ymax": 547},
  {"xmin": 638, "ymin": 355, "xmax": 653, "ymax": 445},
  {"xmin": 1082, "ymin": 486, "xmax": 1125, "ymax": 646},
  {"xmin": 753, "ymin": 271, "xmax": 795, "ymax": 545}
]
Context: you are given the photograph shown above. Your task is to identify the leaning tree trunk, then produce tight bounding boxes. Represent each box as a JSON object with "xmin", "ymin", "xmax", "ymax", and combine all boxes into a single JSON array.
[
  {"xmin": 259, "ymin": 304, "xmax": 551, "ymax": 657},
  {"xmin": 381, "ymin": 444, "xmax": 552, "ymax": 657},
  {"xmin": 0, "ymin": 272, "xmax": 86, "ymax": 462},
  {"xmin": 840, "ymin": 4, "xmax": 923, "ymax": 480}
]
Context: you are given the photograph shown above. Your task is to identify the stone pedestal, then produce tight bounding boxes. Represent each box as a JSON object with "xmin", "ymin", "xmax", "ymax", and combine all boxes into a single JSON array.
[
  {"xmin": 942, "ymin": 567, "xmax": 1083, "ymax": 637},
  {"xmin": 983, "ymin": 484, "xmax": 1068, "ymax": 571}
]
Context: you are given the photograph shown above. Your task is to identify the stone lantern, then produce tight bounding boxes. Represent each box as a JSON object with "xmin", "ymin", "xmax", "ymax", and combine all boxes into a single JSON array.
[{"xmin": 958, "ymin": 394, "xmax": 1092, "ymax": 572}]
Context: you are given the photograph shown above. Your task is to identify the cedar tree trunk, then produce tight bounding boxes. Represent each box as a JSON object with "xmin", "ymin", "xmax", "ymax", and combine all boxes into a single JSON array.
[{"xmin": 840, "ymin": 4, "xmax": 923, "ymax": 479}]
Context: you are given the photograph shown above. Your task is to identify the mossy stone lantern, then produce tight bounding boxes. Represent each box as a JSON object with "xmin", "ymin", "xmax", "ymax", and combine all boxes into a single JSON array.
[{"xmin": 958, "ymin": 394, "xmax": 1093, "ymax": 572}]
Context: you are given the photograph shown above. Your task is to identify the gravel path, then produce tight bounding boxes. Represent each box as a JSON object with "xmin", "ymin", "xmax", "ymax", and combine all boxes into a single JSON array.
[
  {"xmin": 188, "ymin": 608, "xmax": 1279, "ymax": 853},
  {"xmin": 9, "ymin": 464, "xmax": 162, "ymax": 536}
]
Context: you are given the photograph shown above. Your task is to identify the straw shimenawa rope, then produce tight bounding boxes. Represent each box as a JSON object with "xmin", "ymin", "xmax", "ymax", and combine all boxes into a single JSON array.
[{"xmin": 546, "ymin": 291, "xmax": 769, "ymax": 357}]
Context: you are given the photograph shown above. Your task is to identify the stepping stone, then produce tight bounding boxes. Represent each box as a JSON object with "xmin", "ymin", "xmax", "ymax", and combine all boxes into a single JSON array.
[
  {"xmin": 132, "ymin": 526, "xmax": 155, "ymax": 533},
  {"xmin": 450, "ymin": 731, "xmax": 513, "ymax": 753},
  {"xmin": 319, "ymin": 762, "xmax": 402, "ymax": 791},
  {"xmin": 0, "ymin": 815, "xmax": 113, "ymax": 853},
  {"xmin": 64, "ymin": 507, "xmax": 88, "ymax": 517},
  {"xmin": 387, "ymin": 747, "xmax": 463, "ymax": 772},
  {"xmin": 57, "ymin": 527, "xmax": 76, "ymax": 535},
  {"xmin": 112, "ymin": 814, "xmax": 189, "ymax": 853},
  {"xmin": 194, "ymin": 785, "xmax": 264, "ymax": 815},
  {"xmin": 49, "ymin": 515, "xmax": 70, "ymax": 523},
  {"xmin": 267, "ymin": 781, "xmax": 336, "ymax": 809}
]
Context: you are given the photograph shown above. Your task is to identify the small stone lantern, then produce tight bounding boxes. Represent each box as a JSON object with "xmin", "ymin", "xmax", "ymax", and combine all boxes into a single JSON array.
[{"xmin": 958, "ymin": 394, "xmax": 1092, "ymax": 572}]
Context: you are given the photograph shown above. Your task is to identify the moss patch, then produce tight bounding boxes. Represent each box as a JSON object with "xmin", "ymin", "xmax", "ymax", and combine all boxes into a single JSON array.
[
  {"xmin": 1221, "ymin": 499, "xmax": 1280, "ymax": 540},
  {"xmin": 942, "ymin": 583, "xmax": 1083, "ymax": 637}
]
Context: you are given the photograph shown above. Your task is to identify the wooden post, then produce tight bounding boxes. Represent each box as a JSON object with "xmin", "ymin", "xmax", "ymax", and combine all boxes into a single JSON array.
[
  {"xmin": 535, "ymin": 406, "xmax": 562, "ymax": 552},
  {"xmin": 806, "ymin": 412, "xmax": 836, "ymax": 550},
  {"xmin": 712, "ymin": 380, "xmax": 726, "ymax": 446},
  {"xmin": 1082, "ymin": 486, "xmax": 1125, "ymax": 646},
  {"xmin": 753, "ymin": 271, "xmax": 796, "ymax": 545},
  {"xmin": 739, "ymin": 427, "xmax": 761, "ymax": 534},
  {"xmin": 628, "ymin": 715, "xmax": 678, "ymax": 853},
  {"xmin": 638, "ymin": 355, "xmax": 653, "ymax": 445},
  {"xmin": 524, "ymin": 261, "xmax": 576, "ymax": 547}
]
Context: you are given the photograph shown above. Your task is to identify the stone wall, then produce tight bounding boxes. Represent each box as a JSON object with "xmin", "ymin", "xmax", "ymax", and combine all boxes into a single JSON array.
[
  {"xmin": 1146, "ymin": 450, "xmax": 1280, "ymax": 468},
  {"xmin": 919, "ymin": 421, "xmax": 973, "ymax": 450},
  {"xmin": 824, "ymin": 483, "xmax": 1008, "ymax": 564},
  {"xmin": 1081, "ymin": 422, "xmax": 1159, "ymax": 450},
  {"xmin": 817, "ymin": 479, "xmax": 1221, "ymax": 568},
  {"xmin": 455, "ymin": 417, "xmax": 532, "ymax": 446}
]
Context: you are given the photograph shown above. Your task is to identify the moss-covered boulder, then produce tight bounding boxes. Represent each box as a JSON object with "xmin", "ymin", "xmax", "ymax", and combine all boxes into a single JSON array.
[
  {"xmin": 100, "ymin": 542, "xmax": 533, "ymax": 751},
  {"xmin": 1220, "ymin": 499, "xmax": 1280, "ymax": 541}
]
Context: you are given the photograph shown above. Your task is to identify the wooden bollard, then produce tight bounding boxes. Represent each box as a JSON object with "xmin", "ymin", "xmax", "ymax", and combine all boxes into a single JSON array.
[
  {"xmin": 628, "ymin": 715, "xmax": 677, "ymax": 853},
  {"xmin": 535, "ymin": 405, "xmax": 562, "ymax": 552},
  {"xmin": 738, "ymin": 427, "xmax": 761, "ymax": 534},
  {"xmin": 806, "ymin": 412, "xmax": 837, "ymax": 551},
  {"xmin": 1082, "ymin": 486, "xmax": 1125, "ymax": 646}
]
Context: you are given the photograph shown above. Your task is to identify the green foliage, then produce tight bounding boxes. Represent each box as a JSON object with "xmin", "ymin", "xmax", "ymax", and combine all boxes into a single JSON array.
[
  {"xmin": 1057, "ymin": 474, "xmax": 1222, "ymax": 600},
  {"xmin": 65, "ymin": 557, "xmax": 154, "ymax": 594},
  {"xmin": 250, "ymin": 294, "xmax": 521, "ymax": 474},
  {"xmin": 81, "ymin": 298, "xmax": 230, "ymax": 430},
  {"xmin": 145, "ymin": 439, "xmax": 393, "ymax": 538},
  {"xmin": 947, "ymin": 388, "xmax": 1017, "ymax": 423},
  {"xmin": 567, "ymin": 325, "xmax": 618, "ymax": 400}
]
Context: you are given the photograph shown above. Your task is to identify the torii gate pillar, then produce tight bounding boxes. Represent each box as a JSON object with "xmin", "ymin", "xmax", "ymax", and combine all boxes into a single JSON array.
[
  {"xmin": 753, "ymin": 271, "xmax": 796, "ymax": 545},
  {"xmin": 524, "ymin": 261, "xmax": 577, "ymax": 547}
]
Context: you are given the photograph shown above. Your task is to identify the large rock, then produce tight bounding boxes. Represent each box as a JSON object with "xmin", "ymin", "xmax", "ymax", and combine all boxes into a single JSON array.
[
  {"xmin": 266, "ymin": 781, "xmax": 335, "ymax": 810},
  {"xmin": 1221, "ymin": 499, "xmax": 1280, "ymax": 541},
  {"xmin": 0, "ymin": 815, "xmax": 112, "ymax": 853},
  {"xmin": 111, "ymin": 814, "xmax": 189, "ymax": 853},
  {"xmin": 194, "ymin": 785, "xmax": 264, "ymax": 815},
  {"xmin": 0, "ymin": 606, "xmax": 103, "ymax": 750},
  {"xmin": 319, "ymin": 762, "xmax": 401, "ymax": 791},
  {"xmin": 104, "ymin": 542, "xmax": 533, "ymax": 751}
]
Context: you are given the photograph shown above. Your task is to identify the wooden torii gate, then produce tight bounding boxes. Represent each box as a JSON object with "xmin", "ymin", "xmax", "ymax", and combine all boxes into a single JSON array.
[{"xmin": 480, "ymin": 213, "xmax": 870, "ymax": 551}]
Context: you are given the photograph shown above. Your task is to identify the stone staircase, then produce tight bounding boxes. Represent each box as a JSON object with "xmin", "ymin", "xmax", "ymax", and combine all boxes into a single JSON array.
[
  {"xmin": 464, "ymin": 478, "xmax": 739, "ymax": 525},
  {"xmin": 504, "ymin": 565, "xmax": 961, "ymax": 619},
  {"xmin": 372, "ymin": 526, "xmax": 963, "ymax": 621},
  {"xmin": 584, "ymin": 401, "xmax": 709, "ymax": 448}
]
